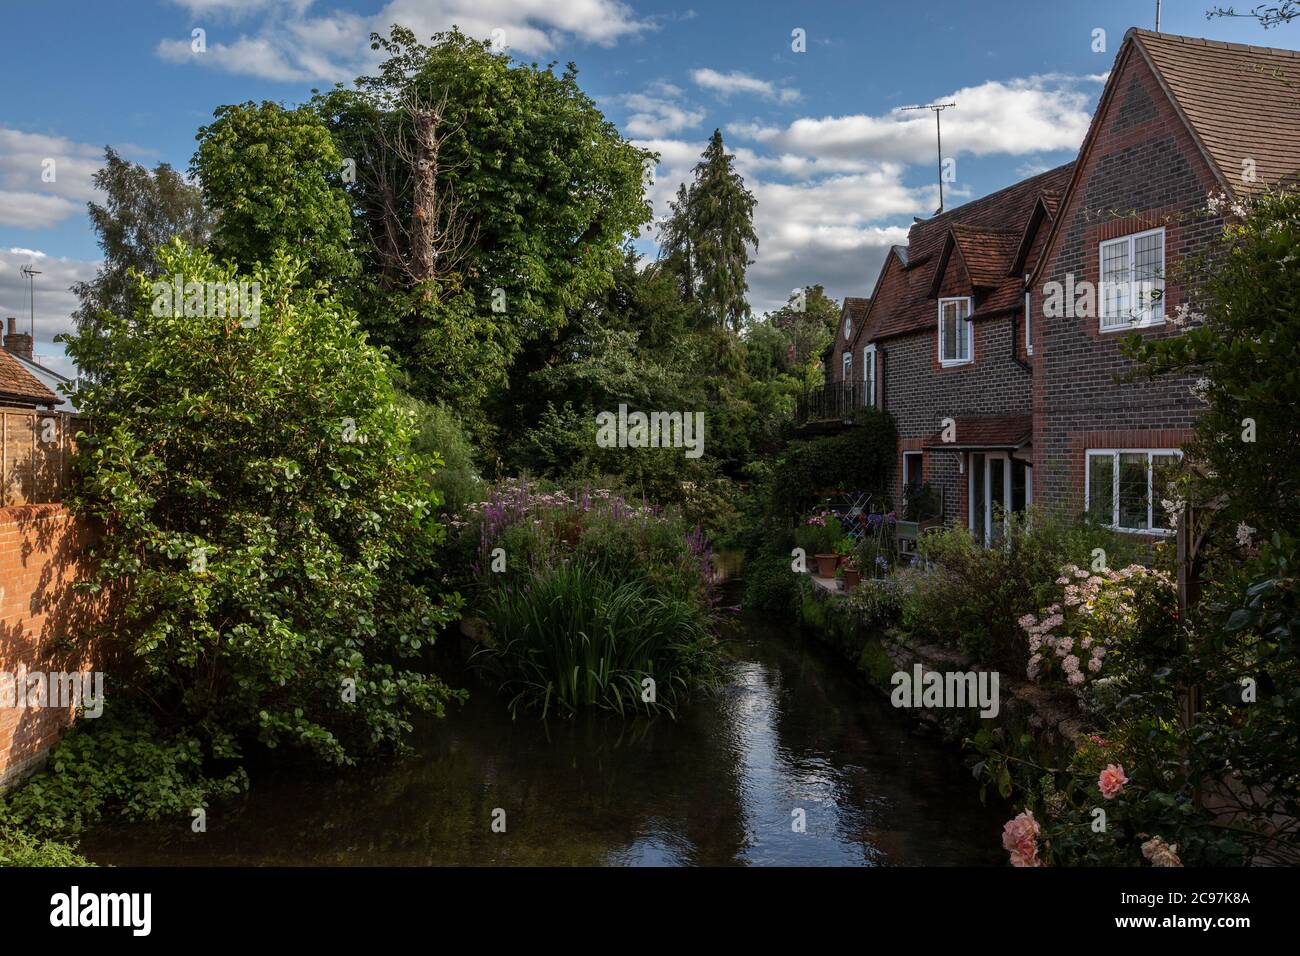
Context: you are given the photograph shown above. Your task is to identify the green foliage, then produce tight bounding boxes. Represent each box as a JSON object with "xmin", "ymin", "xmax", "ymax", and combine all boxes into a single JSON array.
[
  {"xmin": 71, "ymin": 146, "xmax": 214, "ymax": 334},
  {"xmin": 456, "ymin": 481, "xmax": 721, "ymax": 717},
  {"xmin": 898, "ymin": 510, "xmax": 1149, "ymax": 667},
  {"xmin": 0, "ymin": 707, "xmax": 247, "ymax": 838},
  {"xmin": 0, "ymin": 828, "xmax": 94, "ymax": 867},
  {"xmin": 660, "ymin": 130, "xmax": 759, "ymax": 330},
  {"xmin": 793, "ymin": 512, "xmax": 843, "ymax": 556},
  {"xmin": 475, "ymin": 560, "xmax": 719, "ymax": 718},
  {"xmin": 193, "ymin": 101, "xmax": 358, "ymax": 282},
  {"xmin": 743, "ymin": 551, "xmax": 801, "ymax": 615},
  {"xmin": 766, "ymin": 413, "xmax": 898, "ymax": 518},
  {"xmin": 62, "ymin": 242, "xmax": 463, "ymax": 767},
  {"xmin": 400, "ymin": 393, "xmax": 481, "ymax": 514},
  {"xmin": 314, "ymin": 26, "xmax": 651, "ymax": 411},
  {"xmin": 1125, "ymin": 188, "xmax": 1300, "ymax": 537}
]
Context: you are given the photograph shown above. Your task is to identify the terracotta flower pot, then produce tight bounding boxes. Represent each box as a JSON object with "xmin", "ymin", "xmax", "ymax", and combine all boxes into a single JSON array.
[
  {"xmin": 814, "ymin": 553, "xmax": 839, "ymax": 577},
  {"xmin": 842, "ymin": 566, "xmax": 861, "ymax": 591}
]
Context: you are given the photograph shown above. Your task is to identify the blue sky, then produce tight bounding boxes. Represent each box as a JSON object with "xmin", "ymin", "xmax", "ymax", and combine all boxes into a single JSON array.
[{"xmin": 1, "ymin": 0, "xmax": 1295, "ymax": 373}]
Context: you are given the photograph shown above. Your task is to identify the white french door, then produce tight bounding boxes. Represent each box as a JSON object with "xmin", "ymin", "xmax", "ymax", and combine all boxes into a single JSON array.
[{"xmin": 968, "ymin": 453, "xmax": 1032, "ymax": 546}]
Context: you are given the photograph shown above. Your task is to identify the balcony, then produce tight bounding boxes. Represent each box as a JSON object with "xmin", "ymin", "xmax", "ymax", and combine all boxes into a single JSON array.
[{"xmin": 794, "ymin": 381, "xmax": 868, "ymax": 431}]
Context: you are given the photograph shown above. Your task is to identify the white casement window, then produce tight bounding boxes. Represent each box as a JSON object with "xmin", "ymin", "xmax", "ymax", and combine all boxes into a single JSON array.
[
  {"xmin": 863, "ymin": 343, "xmax": 877, "ymax": 407},
  {"xmin": 938, "ymin": 296, "xmax": 973, "ymax": 366},
  {"xmin": 842, "ymin": 350, "xmax": 852, "ymax": 381},
  {"xmin": 1085, "ymin": 449, "xmax": 1182, "ymax": 533},
  {"xmin": 1024, "ymin": 285, "xmax": 1033, "ymax": 355},
  {"xmin": 845, "ymin": 314, "xmax": 853, "ymax": 340},
  {"xmin": 1099, "ymin": 227, "xmax": 1165, "ymax": 331}
]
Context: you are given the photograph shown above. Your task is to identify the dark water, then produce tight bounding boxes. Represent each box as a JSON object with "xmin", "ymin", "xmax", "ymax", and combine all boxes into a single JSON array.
[{"xmin": 78, "ymin": 610, "xmax": 1007, "ymax": 867}]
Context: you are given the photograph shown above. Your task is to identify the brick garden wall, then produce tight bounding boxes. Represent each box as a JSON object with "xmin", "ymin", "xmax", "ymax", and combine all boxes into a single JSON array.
[{"xmin": 0, "ymin": 504, "xmax": 106, "ymax": 790}]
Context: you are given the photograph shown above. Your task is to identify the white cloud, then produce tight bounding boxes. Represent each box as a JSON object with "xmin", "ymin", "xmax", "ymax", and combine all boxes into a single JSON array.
[
  {"xmin": 733, "ymin": 73, "xmax": 1101, "ymax": 163},
  {"xmin": 0, "ymin": 247, "xmax": 100, "ymax": 371},
  {"xmin": 691, "ymin": 68, "xmax": 799, "ymax": 103},
  {"xmin": 0, "ymin": 128, "xmax": 107, "ymax": 228},
  {"xmin": 636, "ymin": 136, "xmax": 926, "ymax": 315},
  {"xmin": 621, "ymin": 83, "xmax": 705, "ymax": 138},
  {"xmin": 158, "ymin": 0, "xmax": 651, "ymax": 82}
]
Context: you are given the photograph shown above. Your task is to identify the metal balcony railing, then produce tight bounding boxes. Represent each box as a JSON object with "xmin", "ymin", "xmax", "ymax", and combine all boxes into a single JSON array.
[{"xmin": 794, "ymin": 381, "xmax": 866, "ymax": 427}]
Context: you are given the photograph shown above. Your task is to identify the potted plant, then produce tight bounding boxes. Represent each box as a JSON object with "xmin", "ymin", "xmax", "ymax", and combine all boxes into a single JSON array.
[
  {"xmin": 795, "ymin": 512, "xmax": 843, "ymax": 577},
  {"xmin": 840, "ymin": 560, "xmax": 862, "ymax": 591}
]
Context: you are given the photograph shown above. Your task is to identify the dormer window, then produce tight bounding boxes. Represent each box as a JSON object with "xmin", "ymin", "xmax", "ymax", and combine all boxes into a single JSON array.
[{"xmin": 938, "ymin": 297, "xmax": 973, "ymax": 366}]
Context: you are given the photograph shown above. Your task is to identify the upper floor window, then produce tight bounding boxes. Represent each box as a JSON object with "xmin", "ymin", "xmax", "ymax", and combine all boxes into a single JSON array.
[
  {"xmin": 1099, "ymin": 227, "xmax": 1165, "ymax": 331},
  {"xmin": 1086, "ymin": 448, "xmax": 1181, "ymax": 533},
  {"xmin": 842, "ymin": 350, "xmax": 852, "ymax": 380},
  {"xmin": 845, "ymin": 314, "xmax": 853, "ymax": 340},
  {"xmin": 863, "ymin": 343, "xmax": 877, "ymax": 407},
  {"xmin": 1024, "ymin": 283, "xmax": 1033, "ymax": 355},
  {"xmin": 938, "ymin": 297, "xmax": 972, "ymax": 366}
]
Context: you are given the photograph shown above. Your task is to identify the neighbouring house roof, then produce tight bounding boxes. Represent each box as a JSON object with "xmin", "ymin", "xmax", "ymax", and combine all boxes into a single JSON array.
[
  {"xmin": 9, "ymin": 353, "xmax": 76, "ymax": 413},
  {"xmin": 1130, "ymin": 28, "xmax": 1300, "ymax": 194},
  {"xmin": 922, "ymin": 414, "xmax": 1033, "ymax": 451},
  {"xmin": 0, "ymin": 347, "xmax": 60, "ymax": 408},
  {"xmin": 865, "ymin": 162, "xmax": 1074, "ymax": 342}
]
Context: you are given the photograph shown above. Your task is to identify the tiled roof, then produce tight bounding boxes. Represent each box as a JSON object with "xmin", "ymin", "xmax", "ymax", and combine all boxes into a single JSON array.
[
  {"xmin": 866, "ymin": 162, "xmax": 1074, "ymax": 341},
  {"xmin": 0, "ymin": 348, "xmax": 59, "ymax": 407},
  {"xmin": 842, "ymin": 296, "xmax": 870, "ymax": 324},
  {"xmin": 948, "ymin": 225, "xmax": 1022, "ymax": 288},
  {"xmin": 922, "ymin": 414, "xmax": 1032, "ymax": 450},
  {"xmin": 1131, "ymin": 28, "xmax": 1300, "ymax": 192}
]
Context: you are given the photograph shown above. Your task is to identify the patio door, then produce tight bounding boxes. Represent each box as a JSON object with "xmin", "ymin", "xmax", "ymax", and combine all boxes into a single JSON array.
[{"xmin": 969, "ymin": 453, "xmax": 1032, "ymax": 545}]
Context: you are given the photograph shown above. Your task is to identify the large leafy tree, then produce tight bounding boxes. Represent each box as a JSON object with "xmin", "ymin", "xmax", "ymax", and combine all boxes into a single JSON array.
[
  {"xmin": 312, "ymin": 26, "xmax": 652, "ymax": 413},
  {"xmin": 63, "ymin": 241, "xmax": 460, "ymax": 765},
  {"xmin": 660, "ymin": 130, "xmax": 758, "ymax": 332},
  {"xmin": 71, "ymin": 147, "xmax": 213, "ymax": 333},
  {"xmin": 192, "ymin": 101, "xmax": 358, "ymax": 283}
]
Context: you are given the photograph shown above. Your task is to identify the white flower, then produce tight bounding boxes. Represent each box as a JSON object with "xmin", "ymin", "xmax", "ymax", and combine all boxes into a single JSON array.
[
  {"xmin": 1171, "ymin": 302, "xmax": 1205, "ymax": 328},
  {"xmin": 1190, "ymin": 377, "xmax": 1211, "ymax": 401},
  {"xmin": 1236, "ymin": 522, "xmax": 1255, "ymax": 548}
]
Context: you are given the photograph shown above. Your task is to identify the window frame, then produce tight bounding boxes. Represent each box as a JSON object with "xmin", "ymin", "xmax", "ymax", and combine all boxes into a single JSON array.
[
  {"xmin": 1084, "ymin": 447, "xmax": 1182, "ymax": 534},
  {"xmin": 842, "ymin": 350, "xmax": 852, "ymax": 381},
  {"xmin": 862, "ymin": 343, "xmax": 877, "ymax": 407},
  {"xmin": 1098, "ymin": 226, "xmax": 1165, "ymax": 333},
  {"xmin": 1024, "ymin": 280, "xmax": 1033, "ymax": 355},
  {"xmin": 845, "ymin": 314, "xmax": 853, "ymax": 341},
  {"xmin": 937, "ymin": 296, "xmax": 973, "ymax": 367}
]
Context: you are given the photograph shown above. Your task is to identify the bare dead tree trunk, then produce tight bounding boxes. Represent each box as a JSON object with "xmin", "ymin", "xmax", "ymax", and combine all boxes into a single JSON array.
[{"xmin": 409, "ymin": 106, "xmax": 440, "ymax": 291}]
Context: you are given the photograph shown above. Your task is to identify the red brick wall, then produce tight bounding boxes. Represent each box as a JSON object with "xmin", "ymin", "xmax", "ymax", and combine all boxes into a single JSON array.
[
  {"xmin": 1032, "ymin": 46, "xmax": 1222, "ymax": 515},
  {"xmin": 0, "ymin": 504, "xmax": 105, "ymax": 789}
]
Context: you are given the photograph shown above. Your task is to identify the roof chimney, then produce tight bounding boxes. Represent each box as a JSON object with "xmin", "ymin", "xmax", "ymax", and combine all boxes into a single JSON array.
[{"xmin": 4, "ymin": 316, "xmax": 34, "ymax": 361}]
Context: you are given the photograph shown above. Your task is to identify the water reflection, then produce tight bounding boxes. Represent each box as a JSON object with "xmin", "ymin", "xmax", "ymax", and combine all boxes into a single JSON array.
[{"xmin": 79, "ymin": 609, "xmax": 1005, "ymax": 867}]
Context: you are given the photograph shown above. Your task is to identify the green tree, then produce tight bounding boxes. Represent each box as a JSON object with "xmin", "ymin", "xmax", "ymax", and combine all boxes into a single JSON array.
[
  {"xmin": 71, "ymin": 147, "xmax": 213, "ymax": 333},
  {"xmin": 660, "ymin": 130, "xmax": 758, "ymax": 331},
  {"xmin": 192, "ymin": 102, "xmax": 358, "ymax": 282},
  {"xmin": 313, "ymin": 26, "xmax": 652, "ymax": 413},
  {"xmin": 63, "ymin": 241, "xmax": 461, "ymax": 766}
]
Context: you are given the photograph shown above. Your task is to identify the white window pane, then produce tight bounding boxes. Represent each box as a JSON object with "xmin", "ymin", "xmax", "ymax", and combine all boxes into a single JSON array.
[
  {"xmin": 1088, "ymin": 454, "xmax": 1114, "ymax": 522},
  {"xmin": 1134, "ymin": 232, "xmax": 1164, "ymax": 321},
  {"xmin": 1118, "ymin": 452, "xmax": 1149, "ymax": 529},
  {"xmin": 1101, "ymin": 240, "xmax": 1130, "ymax": 326},
  {"xmin": 942, "ymin": 306, "xmax": 957, "ymax": 361}
]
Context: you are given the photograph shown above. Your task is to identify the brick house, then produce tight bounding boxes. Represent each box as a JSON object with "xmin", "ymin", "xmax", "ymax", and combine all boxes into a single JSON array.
[
  {"xmin": 1030, "ymin": 29, "xmax": 1300, "ymax": 533},
  {"xmin": 833, "ymin": 28, "xmax": 1299, "ymax": 543},
  {"xmin": 828, "ymin": 296, "xmax": 870, "ymax": 385},
  {"xmin": 854, "ymin": 164, "xmax": 1073, "ymax": 538}
]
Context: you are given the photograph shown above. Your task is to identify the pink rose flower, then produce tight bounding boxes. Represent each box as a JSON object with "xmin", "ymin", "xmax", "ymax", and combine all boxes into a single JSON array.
[
  {"xmin": 1002, "ymin": 810, "xmax": 1042, "ymax": 867},
  {"xmin": 1098, "ymin": 763, "xmax": 1129, "ymax": 800}
]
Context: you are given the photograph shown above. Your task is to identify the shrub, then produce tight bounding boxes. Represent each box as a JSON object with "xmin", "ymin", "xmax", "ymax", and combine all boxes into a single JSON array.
[
  {"xmin": 900, "ymin": 509, "xmax": 1149, "ymax": 668},
  {"xmin": 744, "ymin": 551, "xmax": 801, "ymax": 615},
  {"xmin": 0, "ymin": 828, "xmax": 93, "ymax": 867},
  {"xmin": 401, "ymin": 394, "xmax": 482, "ymax": 514},
  {"xmin": 62, "ymin": 242, "xmax": 463, "ymax": 767},
  {"xmin": 767, "ymin": 411, "xmax": 897, "ymax": 518},
  {"xmin": 0, "ymin": 706, "xmax": 247, "ymax": 838}
]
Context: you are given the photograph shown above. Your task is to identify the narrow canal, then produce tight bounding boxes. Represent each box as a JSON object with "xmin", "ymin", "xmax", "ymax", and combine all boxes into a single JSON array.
[{"xmin": 79, "ymin": 598, "xmax": 1007, "ymax": 866}]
